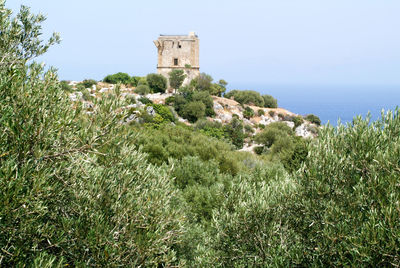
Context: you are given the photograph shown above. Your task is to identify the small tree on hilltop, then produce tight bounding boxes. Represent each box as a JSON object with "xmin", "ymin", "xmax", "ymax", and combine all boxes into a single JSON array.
[
  {"xmin": 190, "ymin": 73, "xmax": 213, "ymax": 92},
  {"xmin": 169, "ymin": 69, "xmax": 186, "ymax": 92},
  {"xmin": 146, "ymin": 73, "xmax": 167, "ymax": 93}
]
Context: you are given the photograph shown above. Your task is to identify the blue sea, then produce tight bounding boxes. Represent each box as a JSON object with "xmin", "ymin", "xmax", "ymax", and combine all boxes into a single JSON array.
[{"xmin": 230, "ymin": 84, "xmax": 400, "ymax": 126}]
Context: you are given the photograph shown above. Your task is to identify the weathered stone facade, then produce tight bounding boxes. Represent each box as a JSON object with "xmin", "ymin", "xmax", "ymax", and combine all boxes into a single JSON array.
[{"xmin": 154, "ymin": 32, "xmax": 200, "ymax": 88}]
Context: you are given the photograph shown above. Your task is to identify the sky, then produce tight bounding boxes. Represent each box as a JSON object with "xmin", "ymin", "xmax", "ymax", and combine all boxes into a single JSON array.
[{"xmin": 7, "ymin": 0, "xmax": 400, "ymax": 88}]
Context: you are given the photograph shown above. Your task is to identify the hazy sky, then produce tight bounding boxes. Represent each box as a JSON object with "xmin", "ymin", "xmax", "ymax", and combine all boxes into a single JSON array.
[{"xmin": 7, "ymin": 0, "xmax": 400, "ymax": 87}]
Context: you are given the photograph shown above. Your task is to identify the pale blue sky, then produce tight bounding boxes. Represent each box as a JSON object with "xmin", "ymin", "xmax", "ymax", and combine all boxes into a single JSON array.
[{"xmin": 8, "ymin": 0, "xmax": 400, "ymax": 87}]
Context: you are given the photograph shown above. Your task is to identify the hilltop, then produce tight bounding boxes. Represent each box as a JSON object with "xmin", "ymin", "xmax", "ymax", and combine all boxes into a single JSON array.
[{"xmin": 66, "ymin": 79, "xmax": 320, "ymax": 153}]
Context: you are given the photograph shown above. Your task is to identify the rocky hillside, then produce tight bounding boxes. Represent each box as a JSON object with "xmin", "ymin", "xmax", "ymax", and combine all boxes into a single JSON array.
[{"xmin": 67, "ymin": 81, "xmax": 319, "ymax": 150}]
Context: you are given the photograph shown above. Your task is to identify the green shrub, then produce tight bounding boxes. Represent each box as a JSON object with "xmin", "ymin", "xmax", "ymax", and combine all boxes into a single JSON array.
[
  {"xmin": 169, "ymin": 69, "xmax": 186, "ymax": 90},
  {"xmin": 138, "ymin": 96, "xmax": 152, "ymax": 104},
  {"xmin": 0, "ymin": 4, "xmax": 184, "ymax": 266},
  {"xmin": 146, "ymin": 73, "xmax": 167, "ymax": 93},
  {"xmin": 60, "ymin": 80, "xmax": 73, "ymax": 92},
  {"xmin": 244, "ymin": 124, "xmax": 254, "ymax": 134},
  {"xmin": 149, "ymin": 103, "xmax": 175, "ymax": 123},
  {"xmin": 190, "ymin": 73, "xmax": 213, "ymax": 92},
  {"xmin": 257, "ymin": 109, "xmax": 265, "ymax": 116},
  {"xmin": 292, "ymin": 111, "xmax": 400, "ymax": 265},
  {"xmin": 196, "ymin": 164, "xmax": 298, "ymax": 266},
  {"xmin": 135, "ymin": 84, "xmax": 150, "ymax": 95},
  {"xmin": 291, "ymin": 115, "xmax": 304, "ymax": 129},
  {"xmin": 125, "ymin": 94, "xmax": 136, "ymax": 105},
  {"xmin": 262, "ymin": 94, "xmax": 278, "ymax": 108},
  {"xmin": 182, "ymin": 101, "xmax": 206, "ymax": 123},
  {"xmin": 78, "ymin": 79, "xmax": 97, "ymax": 88},
  {"xmin": 81, "ymin": 88, "xmax": 93, "ymax": 101},
  {"xmin": 165, "ymin": 96, "xmax": 175, "ymax": 106},
  {"xmin": 268, "ymin": 110, "xmax": 275, "ymax": 117},
  {"xmin": 103, "ymin": 72, "xmax": 133, "ymax": 85},
  {"xmin": 192, "ymin": 91, "xmax": 215, "ymax": 117},
  {"xmin": 224, "ymin": 117, "xmax": 244, "ymax": 149},
  {"xmin": 194, "ymin": 119, "xmax": 226, "ymax": 140},
  {"xmin": 243, "ymin": 106, "xmax": 255, "ymax": 119},
  {"xmin": 305, "ymin": 114, "xmax": 321, "ymax": 125},
  {"xmin": 225, "ymin": 90, "xmax": 264, "ymax": 107}
]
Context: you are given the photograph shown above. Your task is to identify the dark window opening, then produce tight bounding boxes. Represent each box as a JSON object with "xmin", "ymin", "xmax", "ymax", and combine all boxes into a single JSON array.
[
  {"xmin": 174, "ymin": 58, "xmax": 178, "ymax": 66},
  {"xmin": 178, "ymin": 42, "xmax": 182, "ymax": 48}
]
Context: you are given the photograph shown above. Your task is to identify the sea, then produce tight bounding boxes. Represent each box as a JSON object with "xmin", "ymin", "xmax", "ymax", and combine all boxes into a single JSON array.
[{"xmin": 230, "ymin": 84, "xmax": 400, "ymax": 126}]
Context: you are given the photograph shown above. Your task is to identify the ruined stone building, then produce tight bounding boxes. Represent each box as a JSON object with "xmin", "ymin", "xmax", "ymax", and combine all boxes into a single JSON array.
[{"xmin": 154, "ymin": 32, "xmax": 199, "ymax": 87}]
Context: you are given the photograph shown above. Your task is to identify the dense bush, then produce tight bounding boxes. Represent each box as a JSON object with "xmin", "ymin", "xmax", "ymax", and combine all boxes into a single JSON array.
[
  {"xmin": 262, "ymin": 94, "xmax": 278, "ymax": 108},
  {"xmin": 149, "ymin": 103, "xmax": 175, "ymax": 123},
  {"xmin": 243, "ymin": 106, "xmax": 255, "ymax": 119},
  {"xmin": 224, "ymin": 117, "xmax": 245, "ymax": 149},
  {"xmin": 194, "ymin": 119, "xmax": 226, "ymax": 140},
  {"xmin": 78, "ymin": 79, "xmax": 97, "ymax": 88},
  {"xmin": 257, "ymin": 109, "xmax": 265, "ymax": 116},
  {"xmin": 190, "ymin": 72, "xmax": 213, "ymax": 92},
  {"xmin": 146, "ymin": 73, "xmax": 167, "ymax": 93},
  {"xmin": 225, "ymin": 90, "xmax": 265, "ymax": 107},
  {"xmin": 291, "ymin": 112, "xmax": 400, "ymax": 265},
  {"xmin": 255, "ymin": 122, "xmax": 308, "ymax": 172},
  {"xmin": 138, "ymin": 96, "xmax": 152, "ymax": 104},
  {"xmin": 182, "ymin": 101, "xmax": 206, "ymax": 123},
  {"xmin": 0, "ymin": 5, "xmax": 185, "ymax": 266},
  {"xmin": 5, "ymin": 3, "xmax": 400, "ymax": 267},
  {"xmin": 60, "ymin": 80, "xmax": 73, "ymax": 92},
  {"xmin": 169, "ymin": 69, "xmax": 186, "ymax": 90},
  {"xmin": 135, "ymin": 84, "xmax": 150, "ymax": 95},
  {"xmin": 103, "ymin": 72, "xmax": 137, "ymax": 85},
  {"xmin": 305, "ymin": 113, "xmax": 321, "ymax": 125}
]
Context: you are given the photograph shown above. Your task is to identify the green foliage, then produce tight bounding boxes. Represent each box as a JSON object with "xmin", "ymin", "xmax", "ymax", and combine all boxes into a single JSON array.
[
  {"xmin": 0, "ymin": 3, "xmax": 60, "ymax": 66},
  {"xmin": 192, "ymin": 91, "xmax": 215, "ymax": 117},
  {"xmin": 196, "ymin": 164, "xmax": 299, "ymax": 266},
  {"xmin": 269, "ymin": 110, "xmax": 275, "ymax": 117},
  {"xmin": 290, "ymin": 115, "xmax": 304, "ymax": 129},
  {"xmin": 224, "ymin": 117, "xmax": 244, "ymax": 149},
  {"xmin": 194, "ymin": 119, "xmax": 226, "ymax": 140},
  {"xmin": 81, "ymin": 88, "xmax": 93, "ymax": 101},
  {"xmin": 146, "ymin": 73, "xmax": 167, "ymax": 93},
  {"xmin": 182, "ymin": 101, "xmax": 206, "ymax": 123},
  {"xmin": 292, "ymin": 112, "xmax": 400, "ymax": 265},
  {"xmin": 254, "ymin": 122, "xmax": 307, "ymax": 172},
  {"xmin": 165, "ymin": 96, "xmax": 175, "ymax": 105},
  {"xmin": 149, "ymin": 103, "xmax": 175, "ymax": 123},
  {"xmin": 169, "ymin": 69, "xmax": 186, "ymax": 90},
  {"xmin": 262, "ymin": 94, "xmax": 278, "ymax": 108},
  {"xmin": 244, "ymin": 124, "xmax": 254, "ymax": 134},
  {"xmin": 133, "ymin": 124, "xmax": 248, "ymax": 176},
  {"xmin": 4, "ymin": 3, "xmax": 400, "ymax": 266},
  {"xmin": 138, "ymin": 96, "xmax": 152, "ymax": 104},
  {"xmin": 225, "ymin": 90, "xmax": 265, "ymax": 107},
  {"xmin": 243, "ymin": 106, "xmax": 255, "ymax": 119},
  {"xmin": 125, "ymin": 94, "xmax": 136, "ymax": 105},
  {"xmin": 257, "ymin": 109, "xmax": 265, "ymax": 116},
  {"xmin": 78, "ymin": 79, "xmax": 97, "ymax": 88},
  {"xmin": 135, "ymin": 84, "xmax": 150, "ymax": 95},
  {"xmin": 0, "ymin": 4, "xmax": 184, "ymax": 266},
  {"xmin": 60, "ymin": 80, "xmax": 73, "ymax": 92},
  {"xmin": 305, "ymin": 113, "xmax": 321, "ymax": 125},
  {"xmin": 190, "ymin": 73, "xmax": 213, "ymax": 92},
  {"xmin": 103, "ymin": 72, "xmax": 137, "ymax": 85}
]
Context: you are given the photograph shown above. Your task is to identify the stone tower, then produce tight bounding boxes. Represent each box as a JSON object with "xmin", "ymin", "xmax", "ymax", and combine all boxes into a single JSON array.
[{"xmin": 154, "ymin": 32, "xmax": 200, "ymax": 87}]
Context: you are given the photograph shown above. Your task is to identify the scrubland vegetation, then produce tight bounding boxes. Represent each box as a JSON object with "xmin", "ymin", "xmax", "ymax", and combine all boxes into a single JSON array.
[{"xmin": 1, "ymin": 3, "xmax": 399, "ymax": 267}]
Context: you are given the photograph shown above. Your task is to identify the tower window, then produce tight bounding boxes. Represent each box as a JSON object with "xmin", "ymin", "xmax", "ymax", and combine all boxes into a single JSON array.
[
  {"xmin": 178, "ymin": 42, "xmax": 182, "ymax": 48},
  {"xmin": 174, "ymin": 58, "xmax": 178, "ymax": 66}
]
